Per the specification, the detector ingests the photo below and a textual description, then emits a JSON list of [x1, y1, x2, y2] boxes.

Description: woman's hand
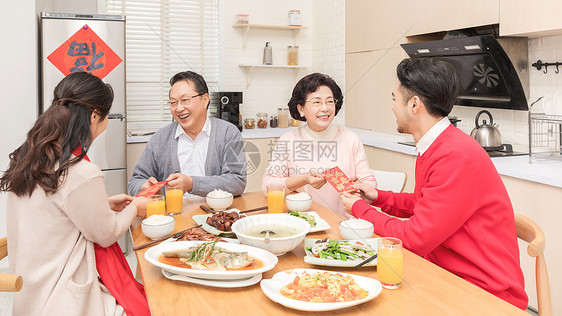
[[108, 194, 134, 212], [131, 196, 150, 218], [306, 171, 326, 189], [139, 177, 158, 191], [340, 191, 362, 214], [166, 173, 192, 193]]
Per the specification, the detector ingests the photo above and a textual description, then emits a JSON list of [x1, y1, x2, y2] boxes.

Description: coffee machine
[[210, 91, 243, 131]]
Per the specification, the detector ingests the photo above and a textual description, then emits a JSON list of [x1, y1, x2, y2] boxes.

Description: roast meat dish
[[176, 226, 222, 242], [206, 211, 246, 232]]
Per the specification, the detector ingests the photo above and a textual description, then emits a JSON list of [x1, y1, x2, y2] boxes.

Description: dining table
[[131, 191, 528, 316]]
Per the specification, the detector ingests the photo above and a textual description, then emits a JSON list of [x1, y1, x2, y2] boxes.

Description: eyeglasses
[[168, 93, 204, 108], [305, 97, 337, 107]]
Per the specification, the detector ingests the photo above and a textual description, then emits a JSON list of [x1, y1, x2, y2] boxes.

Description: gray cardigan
[[128, 117, 247, 196]]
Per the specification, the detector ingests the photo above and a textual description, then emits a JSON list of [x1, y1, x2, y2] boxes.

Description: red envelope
[[135, 180, 169, 198], [323, 167, 355, 193]]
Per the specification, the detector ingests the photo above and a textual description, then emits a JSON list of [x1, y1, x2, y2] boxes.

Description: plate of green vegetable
[[287, 211, 330, 233], [303, 238, 379, 267]]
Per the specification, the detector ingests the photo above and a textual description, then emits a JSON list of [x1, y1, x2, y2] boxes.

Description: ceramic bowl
[[285, 193, 313, 212], [141, 215, 175, 240], [206, 191, 234, 210], [339, 218, 374, 240], [231, 214, 311, 255]]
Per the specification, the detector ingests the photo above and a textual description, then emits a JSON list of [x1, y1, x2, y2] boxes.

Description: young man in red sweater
[[341, 58, 528, 309]]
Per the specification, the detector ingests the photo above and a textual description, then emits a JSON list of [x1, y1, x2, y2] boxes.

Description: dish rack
[[528, 112, 562, 163]]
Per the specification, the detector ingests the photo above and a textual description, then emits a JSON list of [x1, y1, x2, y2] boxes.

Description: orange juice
[[165, 189, 183, 215], [146, 200, 166, 217], [267, 190, 285, 213], [378, 238, 403, 289]]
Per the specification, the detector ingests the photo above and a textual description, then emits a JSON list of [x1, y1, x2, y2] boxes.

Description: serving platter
[[144, 240, 278, 280], [303, 238, 379, 267], [260, 268, 382, 311], [161, 270, 262, 288], [287, 211, 330, 233], [192, 209, 242, 236]]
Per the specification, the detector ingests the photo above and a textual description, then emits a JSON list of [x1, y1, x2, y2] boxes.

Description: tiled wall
[[449, 34, 562, 152], [220, 0, 345, 126]]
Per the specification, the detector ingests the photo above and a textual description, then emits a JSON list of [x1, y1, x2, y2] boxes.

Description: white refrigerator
[[40, 12, 127, 196]]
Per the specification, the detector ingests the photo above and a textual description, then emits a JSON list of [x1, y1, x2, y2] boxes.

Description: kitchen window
[[104, 0, 219, 132]]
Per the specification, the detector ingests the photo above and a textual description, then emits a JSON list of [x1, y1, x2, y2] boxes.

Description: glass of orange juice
[[377, 237, 403, 289], [266, 183, 285, 213], [146, 195, 166, 217], [165, 183, 183, 215]]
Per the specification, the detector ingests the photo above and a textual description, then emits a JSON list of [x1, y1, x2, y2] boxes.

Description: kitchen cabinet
[[500, 0, 562, 37]]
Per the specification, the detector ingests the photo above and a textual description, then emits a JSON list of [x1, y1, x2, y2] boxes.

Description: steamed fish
[[163, 241, 254, 271]]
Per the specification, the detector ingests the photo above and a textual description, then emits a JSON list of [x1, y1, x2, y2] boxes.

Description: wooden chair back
[[0, 237, 23, 292], [514, 214, 552, 316], [371, 169, 407, 193]]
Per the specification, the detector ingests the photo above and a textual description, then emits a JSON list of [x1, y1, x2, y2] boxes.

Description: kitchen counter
[[127, 126, 562, 188]]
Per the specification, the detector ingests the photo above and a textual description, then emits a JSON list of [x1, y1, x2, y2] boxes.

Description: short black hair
[[396, 58, 459, 117], [288, 73, 343, 121], [169, 71, 210, 107]]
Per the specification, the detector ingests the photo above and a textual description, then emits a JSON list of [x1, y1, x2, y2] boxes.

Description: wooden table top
[[131, 191, 527, 316]]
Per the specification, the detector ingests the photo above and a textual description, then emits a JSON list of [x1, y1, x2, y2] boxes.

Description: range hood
[[401, 35, 529, 111]]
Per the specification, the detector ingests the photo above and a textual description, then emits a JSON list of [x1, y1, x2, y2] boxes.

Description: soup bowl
[[231, 214, 311, 255]]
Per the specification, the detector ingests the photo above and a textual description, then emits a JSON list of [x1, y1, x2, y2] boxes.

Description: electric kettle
[[470, 110, 503, 150]]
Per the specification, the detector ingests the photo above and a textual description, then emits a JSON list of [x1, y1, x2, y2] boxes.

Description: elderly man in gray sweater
[[128, 71, 246, 197]]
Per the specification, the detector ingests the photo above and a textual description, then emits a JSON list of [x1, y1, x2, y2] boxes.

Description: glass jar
[[235, 14, 249, 24], [287, 46, 298, 66], [244, 118, 255, 129], [288, 10, 301, 26], [257, 112, 268, 128], [270, 115, 278, 128], [277, 108, 289, 128]]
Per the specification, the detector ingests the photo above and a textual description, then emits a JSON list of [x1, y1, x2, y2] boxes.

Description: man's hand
[[108, 194, 134, 212], [340, 191, 362, 214], [166, 173, 193, 193], [139, 177, 158, 192], [353, 182, 378, 204]]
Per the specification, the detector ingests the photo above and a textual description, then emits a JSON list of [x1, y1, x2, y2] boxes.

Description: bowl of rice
[[285, 192, 312, 212], [206, 189, 234, 210], [142, 215, 175, 240], [339, 218, 374, 240]]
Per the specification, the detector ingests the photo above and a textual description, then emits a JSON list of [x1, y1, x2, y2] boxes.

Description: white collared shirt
[[416, 117, 451, 156], [176, 117, 211, 197]]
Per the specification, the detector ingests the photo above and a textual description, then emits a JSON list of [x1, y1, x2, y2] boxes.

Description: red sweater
[[352, 126, 528, 309]]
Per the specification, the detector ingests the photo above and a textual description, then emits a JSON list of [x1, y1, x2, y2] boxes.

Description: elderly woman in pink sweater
[[262, 73, 376, 217]]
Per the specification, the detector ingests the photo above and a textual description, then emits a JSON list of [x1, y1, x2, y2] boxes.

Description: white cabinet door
[[500, 0, 562, 37]]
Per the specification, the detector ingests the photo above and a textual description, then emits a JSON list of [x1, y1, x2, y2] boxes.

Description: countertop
[[127, 126, 562, 188]]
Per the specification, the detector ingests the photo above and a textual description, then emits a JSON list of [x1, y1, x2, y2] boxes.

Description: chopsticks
[[199, 204, 268, 214], [355, 253, 377, 268], [133, 224, 202, 251]]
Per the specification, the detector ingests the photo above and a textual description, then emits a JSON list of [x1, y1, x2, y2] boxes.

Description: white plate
[[144, 240, 278, 280], [303, 238, 378, 267], [162, 269, 262, 288], [287, 211, 331, 233], [192, 209, 242, 236], [260, 268, 382, 311]]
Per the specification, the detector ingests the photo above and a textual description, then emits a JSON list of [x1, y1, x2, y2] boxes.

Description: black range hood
[[401, 35, 529, 111]]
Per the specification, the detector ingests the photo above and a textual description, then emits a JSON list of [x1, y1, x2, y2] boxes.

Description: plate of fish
[[145, 240, 278, 280], [192, 209, 244, 236], [303, 238, 379, 267], [287, 211, 330, 233], [161, 269, 262, 288], [260, 268, 382, 311]]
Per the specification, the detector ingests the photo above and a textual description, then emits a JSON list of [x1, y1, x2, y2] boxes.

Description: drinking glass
[[377, 237, 403, 289], [165, 184, 183, 215], [266, 183, 285, 213], [146, 195, 166, 217]]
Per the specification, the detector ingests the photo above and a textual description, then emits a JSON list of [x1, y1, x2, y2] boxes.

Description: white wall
[[220, 0, 345, 126]]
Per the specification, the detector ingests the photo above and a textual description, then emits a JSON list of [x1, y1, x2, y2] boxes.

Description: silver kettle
[[470, 110, 502, 149]]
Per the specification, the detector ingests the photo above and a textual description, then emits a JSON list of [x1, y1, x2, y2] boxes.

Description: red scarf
[[73, 146, 150, 316]]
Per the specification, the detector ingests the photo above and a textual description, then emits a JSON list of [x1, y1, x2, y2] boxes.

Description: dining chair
[[514, 214, 552, 316], [0, 237, 23, 292], [371, 169, 407, 193]]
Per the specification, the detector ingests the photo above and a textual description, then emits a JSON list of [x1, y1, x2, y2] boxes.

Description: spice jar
[[235, 14, 249, 24], [244, 118, 255, 129], [291, 118, 301, 127], [288, 10, 301, 26], [277, 108, 289, 128], [257, 112, 268, 128], [287, 46, 298, 66], [270, 115, 278, 128]]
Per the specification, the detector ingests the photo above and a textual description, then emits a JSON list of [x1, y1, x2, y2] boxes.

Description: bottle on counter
[[263, 42, 272, 65], [277, 108, 289, 128], [270, 115, 278, 128], [257, 112, 268, 128], [287, 46, 298, 66]]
